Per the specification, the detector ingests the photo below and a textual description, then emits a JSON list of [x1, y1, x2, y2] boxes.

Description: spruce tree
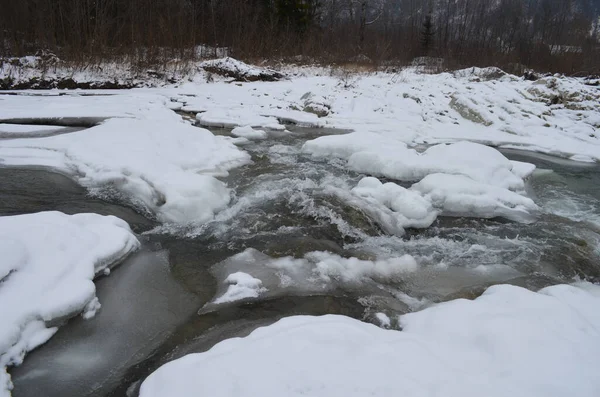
[[421, 14, 435, 56]]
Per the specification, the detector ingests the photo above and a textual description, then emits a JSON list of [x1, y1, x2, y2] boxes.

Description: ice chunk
[[0, 211, 139, 396], [140, 283, 600, 397], [411, 173, 539, 222], [0, 118, 251, 224]]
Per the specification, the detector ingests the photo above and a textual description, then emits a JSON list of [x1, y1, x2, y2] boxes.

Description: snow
[[311, 140, 539, 223], [411, 173, 539, 222], [212, 272, 267, 304], [0, 91, 180, 123], [140, 282, 600, 397], [0, 211, 139, 396], [374, 312, 391, 328], [0, 118, 250, 223], [305, 139, 528, 191], [342, 176, 437, 235], [231, 125, 267, 140], [196, 110, 282, 129]]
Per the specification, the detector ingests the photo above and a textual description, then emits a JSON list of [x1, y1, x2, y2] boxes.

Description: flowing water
[[2, 126, 600, 397]]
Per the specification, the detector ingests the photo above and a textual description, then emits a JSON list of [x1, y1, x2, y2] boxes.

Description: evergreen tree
[[421, 14, 435, 56], [275, 0, 320, 32]]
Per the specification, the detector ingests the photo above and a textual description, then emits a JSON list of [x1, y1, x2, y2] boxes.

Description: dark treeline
[[1, 0, 599, 74]]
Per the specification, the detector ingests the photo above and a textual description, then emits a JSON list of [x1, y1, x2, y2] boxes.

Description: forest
[[1, 0, 599, 74]]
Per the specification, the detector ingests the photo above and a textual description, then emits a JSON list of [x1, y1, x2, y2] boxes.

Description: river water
[[3, 126, 600, 397]]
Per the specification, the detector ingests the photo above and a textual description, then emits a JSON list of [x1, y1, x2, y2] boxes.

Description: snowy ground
[[0, 211, 139, 397], [141, 282, 600, 397]]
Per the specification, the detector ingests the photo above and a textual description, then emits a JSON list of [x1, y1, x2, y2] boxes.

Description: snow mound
[[343, 177, 437, 234], [200, 57, 285, 82], [305, 138, 538, 222], [231, 126, 267, 140], [411, 173, 539, 222], [0, 118, 250, 223], [0, 211, 139, 396], [305, 138, 528, 190], [213, 272, 267, 304], [140, 282, 600, 397]]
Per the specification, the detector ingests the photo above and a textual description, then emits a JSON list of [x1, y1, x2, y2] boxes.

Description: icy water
[[2, 126, 600, 397]]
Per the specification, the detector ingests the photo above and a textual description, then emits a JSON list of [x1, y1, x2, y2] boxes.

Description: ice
[[212, 272, 267, 304], [0, 124, 69, 138], [231, 126, 267, 140], [0, 118, 250, 223], [140, 282, 600, 397], [204, 248, 420, 309], [308, 251, 418, 282], [0, 211, 139, 396], [411, 173, 539, 222]]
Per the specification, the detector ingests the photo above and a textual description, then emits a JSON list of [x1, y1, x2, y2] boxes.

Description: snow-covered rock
[[411, 173, 539, 222], [306, 138, 538, 222], [213, 272, 267, 304], [140, 282, 600, 397], [305, 139, 527, 190], [346, 176, 438, 234], [0, 118, 250, 224], [0, 211, 139, 396], [231, 126, 267, 140]]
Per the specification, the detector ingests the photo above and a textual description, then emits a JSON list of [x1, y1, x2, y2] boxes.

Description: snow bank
[[0, 118, 250, 223], [213, 272, 267, 304], [411, 173, 539, 222], [172, 66, 600, 162], [140, 282, 600, 397], [0, 211, 139, 396], [0, 92, 180, 123]]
